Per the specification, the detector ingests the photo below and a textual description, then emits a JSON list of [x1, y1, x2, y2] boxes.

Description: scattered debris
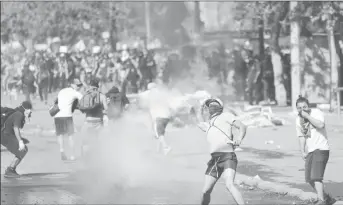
[[226, 105, 289, 128]]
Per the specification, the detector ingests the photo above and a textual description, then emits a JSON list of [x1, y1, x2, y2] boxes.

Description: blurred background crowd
[[1, 1, 342, 107]]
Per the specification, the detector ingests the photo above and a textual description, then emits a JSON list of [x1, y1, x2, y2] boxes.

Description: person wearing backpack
[[54, 79, 83, 161], [105, 85, 130, 120], [1, 101, 32, 178], [78, 78, 108, 156]]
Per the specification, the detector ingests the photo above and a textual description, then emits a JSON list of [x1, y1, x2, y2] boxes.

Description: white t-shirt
[[55, 87, 83, 118], [295, 108, 330, 153], [199, 112, 236, 153], [139, 89, 172, 120]]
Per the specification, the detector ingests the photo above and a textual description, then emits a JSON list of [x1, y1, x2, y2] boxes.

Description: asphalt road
[[2, 94, 341, 204]]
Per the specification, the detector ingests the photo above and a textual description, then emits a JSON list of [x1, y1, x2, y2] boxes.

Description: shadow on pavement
[[238, 160, 282, 182], [1, 172, 74, 188], [1, 180, 306, 204], [20, 172, 70, 177], [242, 147, 295, 159], [291, 181, 343, 200]]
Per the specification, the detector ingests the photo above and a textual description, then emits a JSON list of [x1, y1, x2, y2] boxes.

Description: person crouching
[[1, 101, 32, 178]]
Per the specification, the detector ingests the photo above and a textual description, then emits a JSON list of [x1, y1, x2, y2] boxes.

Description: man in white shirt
[[198, 98, 247, 205], [54, 79, 83, 161], [295, 96, 334, 205], [138, 82, 172, 155]]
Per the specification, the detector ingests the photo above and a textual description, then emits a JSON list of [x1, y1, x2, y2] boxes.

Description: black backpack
[[1, 107, 16, 131], [79, 89, 101, 113]]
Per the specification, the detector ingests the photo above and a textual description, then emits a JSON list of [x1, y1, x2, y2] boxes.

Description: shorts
[[54, 117, 74, 136], [205, 152, 238, 179], [1, 133, 27, 159], [154, 118, 170, 138], [305, 149, 329, 182]]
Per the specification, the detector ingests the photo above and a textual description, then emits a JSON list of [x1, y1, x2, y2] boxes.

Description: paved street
[[1, 96, 342, 204]]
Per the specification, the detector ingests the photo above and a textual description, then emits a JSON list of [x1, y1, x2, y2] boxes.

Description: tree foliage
[[1, 2, 135, 44], [1, 2, 192, 47], [233, 1, 343, 53], [234, 1, 343, 35]]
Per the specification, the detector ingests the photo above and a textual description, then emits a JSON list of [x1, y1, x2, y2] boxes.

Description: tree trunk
[[290, 1, 301, 111], [194, 1, 201, 33], [109, 3, 117, 51], [328, 19, 338, 109], [145, 2, 151, 49], [334, 34, 343, 105], [110, 19, 117, 51], [270, 2, 289, 106]]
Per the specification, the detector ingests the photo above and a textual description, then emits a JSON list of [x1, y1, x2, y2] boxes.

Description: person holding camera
[[295, 95, 335, 205]]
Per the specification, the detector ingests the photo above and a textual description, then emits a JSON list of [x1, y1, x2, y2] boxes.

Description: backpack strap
[[207, 114, 233, 140]]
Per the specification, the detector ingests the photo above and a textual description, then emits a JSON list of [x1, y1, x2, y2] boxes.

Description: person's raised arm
[[300, 110, 325, 129]]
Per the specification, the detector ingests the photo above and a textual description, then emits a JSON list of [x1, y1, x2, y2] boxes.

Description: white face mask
[[22, 106, 32, 123]]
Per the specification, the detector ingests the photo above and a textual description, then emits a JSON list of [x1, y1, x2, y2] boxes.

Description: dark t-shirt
[[3, 111, 25, 135]]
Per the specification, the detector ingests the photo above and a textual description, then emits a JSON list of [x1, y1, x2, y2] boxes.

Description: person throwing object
[[197, 98, 247, 205]]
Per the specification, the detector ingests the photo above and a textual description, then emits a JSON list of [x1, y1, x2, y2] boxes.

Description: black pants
[[22, 84, 35, 104], [39, 78, 49, 102], [52, 76, 60, 92], [247, 80, 263, 105], [233, 74, 246, 101], [262, 76, 276, 102], [48, 73, 54, 93]]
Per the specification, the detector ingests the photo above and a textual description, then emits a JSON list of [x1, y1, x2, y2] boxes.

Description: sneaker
[[4, 167, 20, 178], [325, 194, 337, 205], [163, 147, 172, 156], [61, 152, 68, 161]]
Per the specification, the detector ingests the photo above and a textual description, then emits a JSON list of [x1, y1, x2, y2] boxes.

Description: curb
[[234, 173, 318, 201]]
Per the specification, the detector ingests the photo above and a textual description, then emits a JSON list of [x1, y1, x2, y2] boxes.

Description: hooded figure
[[105, 85, 130, 120]]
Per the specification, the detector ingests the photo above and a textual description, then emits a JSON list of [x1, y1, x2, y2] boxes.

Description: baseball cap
[[21, 101, 33, 110], [204, 98, 223, 107]]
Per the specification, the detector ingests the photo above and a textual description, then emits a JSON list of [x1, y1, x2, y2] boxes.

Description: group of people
[[0, 78, 335, 204], [0, 42, 334, 205], [1, 44, 158, 106], [52, 77, 130, 161]]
